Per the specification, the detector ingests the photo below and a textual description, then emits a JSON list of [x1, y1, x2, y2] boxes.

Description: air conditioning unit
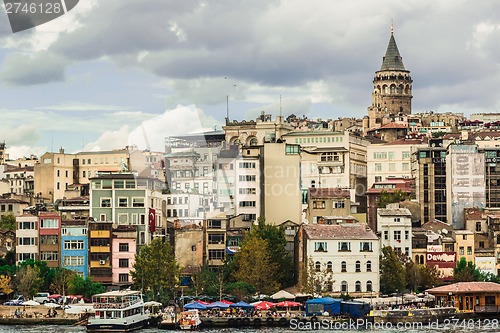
[[99, 260, 106, 265]]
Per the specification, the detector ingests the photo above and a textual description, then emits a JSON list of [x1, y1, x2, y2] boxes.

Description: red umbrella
[[196, 300, 210, 305], [276, 300, 301, 307], [220, 300, 234, 305], [253, 301, 276, 310], [48, 294, 61, 299]]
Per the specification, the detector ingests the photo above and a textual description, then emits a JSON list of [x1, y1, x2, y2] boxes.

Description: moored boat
[[179, 309, 201, 330], [87, 290, 151, 332]]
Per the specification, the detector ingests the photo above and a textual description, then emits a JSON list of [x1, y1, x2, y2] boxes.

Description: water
[[0, 324, 491, 332]]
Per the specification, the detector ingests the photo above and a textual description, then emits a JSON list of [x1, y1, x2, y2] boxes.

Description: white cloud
[[84, 105, 222, 152]]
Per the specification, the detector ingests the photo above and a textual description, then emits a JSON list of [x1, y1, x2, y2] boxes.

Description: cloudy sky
[[1, 0, 500, 158]]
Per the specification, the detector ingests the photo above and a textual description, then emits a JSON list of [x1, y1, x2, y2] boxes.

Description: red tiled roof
[[303, 224, 378, 240], [308, 188, 350, 199], [427, 282, 500, 294]]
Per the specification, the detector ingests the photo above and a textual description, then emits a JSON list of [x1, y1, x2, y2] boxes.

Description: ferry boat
[[87, 290, 151, 332], [179, 309, 202, 330]]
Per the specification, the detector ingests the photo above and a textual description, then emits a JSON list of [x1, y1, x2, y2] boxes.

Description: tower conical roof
[[380, 32, 406, 71]]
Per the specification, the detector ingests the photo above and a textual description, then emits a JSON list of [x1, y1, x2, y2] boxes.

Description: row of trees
[[0, 258, 105, 299], [131, 217, 294, 301], [380, 246, 499, 295]]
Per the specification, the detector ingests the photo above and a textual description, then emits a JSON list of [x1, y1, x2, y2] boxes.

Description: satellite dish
[[442, 229, 448, 235]]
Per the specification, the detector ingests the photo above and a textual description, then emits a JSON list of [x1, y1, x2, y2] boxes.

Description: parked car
[[33, 292, 50, 304], [4, 295, 24, 306]]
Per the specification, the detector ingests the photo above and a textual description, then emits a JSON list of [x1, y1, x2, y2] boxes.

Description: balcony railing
[[475, 305, 500, 313]]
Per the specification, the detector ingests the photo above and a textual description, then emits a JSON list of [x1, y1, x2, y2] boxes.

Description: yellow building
[[454, 230, 475, 263]]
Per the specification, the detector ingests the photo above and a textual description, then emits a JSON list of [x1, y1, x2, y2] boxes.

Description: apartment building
[[16, 215, 38, 264], [111, 226, 136, 286], [377, 204, 412, 257], [88, 220, 113, 284], [61, 220, 88, 278], [38, 212, 61, 268]]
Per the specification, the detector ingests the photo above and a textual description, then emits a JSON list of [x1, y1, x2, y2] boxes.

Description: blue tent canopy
[[229, 301, 253, 309], [183, 301, 207, 310], [305, 297, 341, 316], [340, 301, 370, 318], [206, 301, 230, 309]]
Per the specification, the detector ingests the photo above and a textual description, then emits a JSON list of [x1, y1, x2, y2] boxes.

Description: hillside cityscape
[[1, 29, 499, 302]]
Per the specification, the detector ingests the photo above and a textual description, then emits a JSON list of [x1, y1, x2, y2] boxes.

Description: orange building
[[427, 282, 500, 313]]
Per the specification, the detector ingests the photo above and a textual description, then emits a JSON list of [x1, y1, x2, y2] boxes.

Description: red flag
[[149, 208, 156, 233]]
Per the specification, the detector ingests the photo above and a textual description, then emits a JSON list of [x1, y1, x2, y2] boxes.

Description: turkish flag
[[149, 208, 156, 233]]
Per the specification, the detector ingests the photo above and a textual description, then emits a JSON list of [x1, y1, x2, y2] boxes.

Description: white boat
[[179, 309, 202, 330], [87, 290, 152, 332]]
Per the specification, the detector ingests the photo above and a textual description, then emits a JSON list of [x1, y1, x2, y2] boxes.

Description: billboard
[[475, 257, 496, 275], [426, 252, 456, 268]]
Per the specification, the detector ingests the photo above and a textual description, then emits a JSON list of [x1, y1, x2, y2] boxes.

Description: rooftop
[[309, 188, 350, 199], [427, 282, 500, 294], [377, 208, 412, 217], [303, 224, 378, 240]]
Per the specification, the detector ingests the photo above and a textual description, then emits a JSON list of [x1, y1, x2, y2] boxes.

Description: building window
[[341, 281, 348, 293], [314, 242, 327, 252], [394, 231, 401, 241], [119, 259, 129, 268], [118, 213, 128, 224], [64, 256, 84, 266], [208, 234, 225, 244], [334, 201, 345, 209], [355, 261, 361, 272], [338, 242, 350, 252], [405, 230, 409, 240], [467, 246, 472, 255], [479, 241, 485, 249], [64, 240, 84, 250], [114, 180, 124, 189], [366, 281, 373, 292], [208, 249, 225, 260], [476, 222, 482, 232], [40, 252, 58, 261], [459, 246, 464, 255], [119, 243, 129, 252], [341, 261, 347, 272], [375, 163, 382, 172], [360, 242, 372, 252], [119, 274, 129, 283], [101, 198, 111, 208], [313, 201, 325, 209], [355, 281, 361, 292], [327, 261, 332, 272], [132, 198, 144, 207], [40, 219, 58, 229], [366, 261, 372, 272], [315, 261, 321, 272], [118, 198, 128, 207]]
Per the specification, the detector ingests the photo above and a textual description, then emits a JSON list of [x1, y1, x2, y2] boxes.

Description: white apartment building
[[301, 223, 380, 296], [377, 204, 413, 257], [16, 215, 39, 264], [366, 139, 426, 189]]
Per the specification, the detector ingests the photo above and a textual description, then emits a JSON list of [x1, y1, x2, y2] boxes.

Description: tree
[[380, 246, 405, 294], [377, 190, 410, 208], [224, 282, 255, 300], [0, 214, 16, 231], [50, 268, 77, 296], [130, 238, 180, 302], [68, 275, 105, 299], [19, 259, 55, 291], [234, 236, 279, 294], [453, 257, 482, 282], [299, 256, 334, 296], [419, 265, 442, 290], [190, 266, 218, 296], [0, 275, 13, 296], [16, 265, 43, 299], [250, 217, 294, 287]]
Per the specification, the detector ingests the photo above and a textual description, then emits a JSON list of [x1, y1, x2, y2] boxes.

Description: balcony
[[90, 230, 110, 238], [90, 246, 110, 253], [90, 260, 111, 268]]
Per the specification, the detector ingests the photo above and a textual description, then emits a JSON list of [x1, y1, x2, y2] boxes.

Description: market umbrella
[[270, 290, 295, 300], [144, 301, 162, 307], [276, 300, 301, 307], [44, 303, 60, 308], [229, 301, 253, 309], [48, 294, 61, 299], [22, 300, 40, 306], [206, 301, 230, 309], [183, 301, 207, 310], [252, 301, 276, 310], [220, 300, 234, 305], [195, 300, 210, 305]]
